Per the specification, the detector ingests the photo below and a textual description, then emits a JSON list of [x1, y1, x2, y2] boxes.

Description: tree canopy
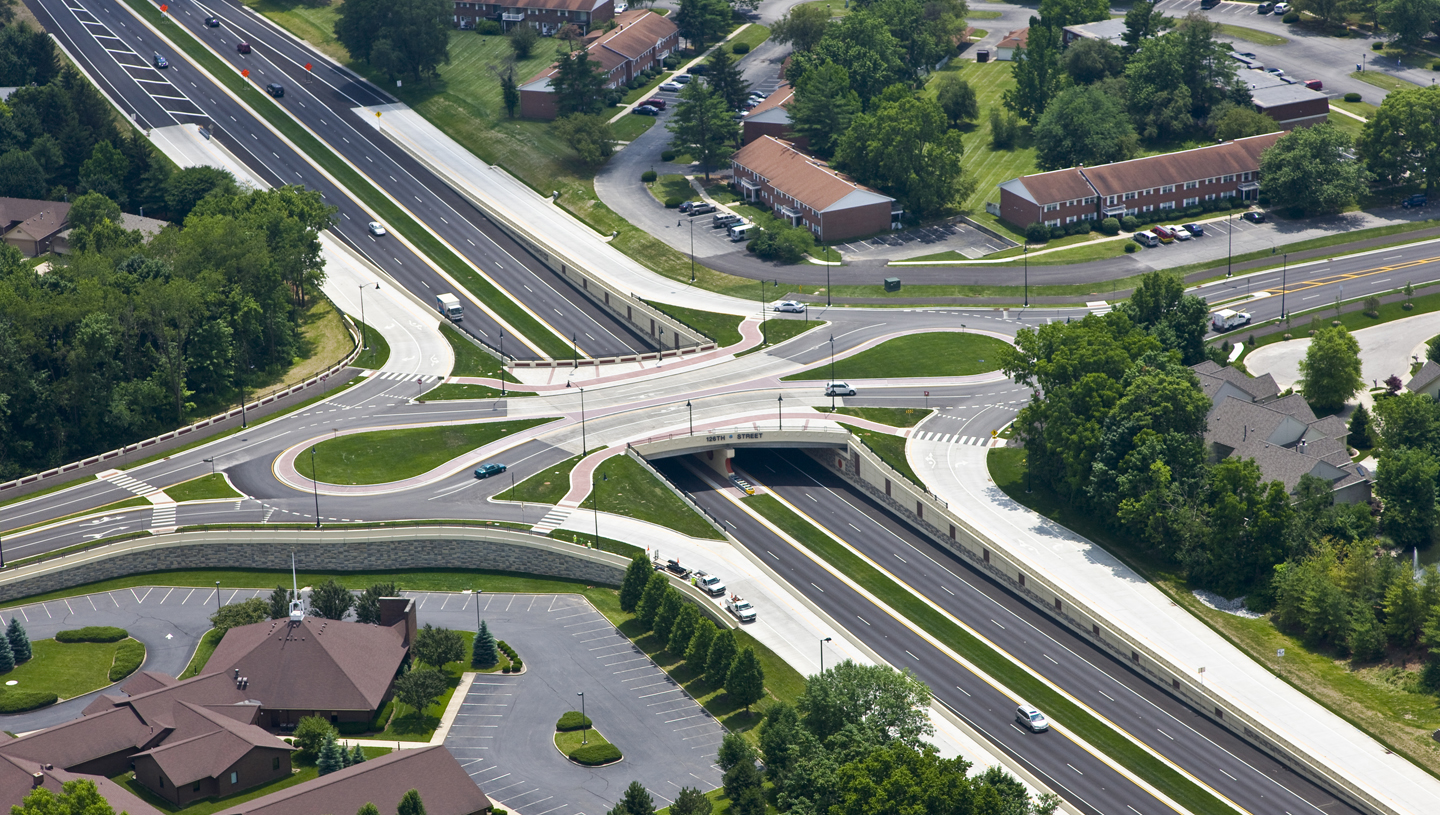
[[1360, 85, 1440, 195], [1299, 326, 1364, 411], [836, 87, 972, 217], [334, 0, 451, 82], [1260, 123, 1368, 217], [1033, 84, 1136, 171]]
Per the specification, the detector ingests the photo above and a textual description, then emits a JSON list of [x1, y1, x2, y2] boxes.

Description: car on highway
[[266, 83, 284, 98], [633, 105, 660, 116], [1170, 224, 1191, 241], [773, 300, 806, 313], [644, 97, 666, 110], [1016, 705, 1049, 732], [368, 221, 387, 236], [694, 571, 726, 596], [826, 381, 856, 396], [1272, 2, 1290, 12], [474, 462, 507, 479], [1243, 210, 1267, 223], [205, 15, 220, 26], [725, 595, 756, 623], [1151, 225, 1175, 244], [659, 81, 683, 92], [154, 53, 168, 69], [237, 41, 252, 54], [1183, 223, 1204, 236]]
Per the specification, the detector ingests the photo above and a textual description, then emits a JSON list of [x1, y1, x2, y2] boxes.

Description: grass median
[[782, 333, 1008, 380], [838, 424, 922, 486], [650, 302, 742, 346], [166, 474, 242, 502], [590, 454, 724, 540], [443, 323, 522, 382], [351, 319, 391, 370], [3, 638, 146, 702], [817, 407, 931, 428], [294, 418, 554, 484], [740, 492, 1232, 815], [122, 0, 569, 359]]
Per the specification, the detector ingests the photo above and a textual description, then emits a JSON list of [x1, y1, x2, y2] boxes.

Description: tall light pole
[[1226, 211, 1234, 277], [686, 400, 693, 435], [577, 691, 587, 744], [310, 446, 320, 529], [475, 588, 482, 631], [820, 636, 832, 673], [825, 250, 832, 308], [204, 457, 215, 476], [688, 219, 695, 284], [759, 280, 767, 346], [499, 331, 506, 398], [1280, 253, 1288, 319], [829, 335, 836, 409], [778, 394, 783, 430], [593, 472, 605, 548], [1023, 243, 1029, 308], [358, 282, 378, 351], [579, 387, 587, 456], [215, 581, 222, 612], [572, 333, 578, 369]]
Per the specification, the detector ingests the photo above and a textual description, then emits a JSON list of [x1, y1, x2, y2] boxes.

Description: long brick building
[[519, 10, 678, 119], [730, 136, 899, 242], [453, 0, 613, 35]]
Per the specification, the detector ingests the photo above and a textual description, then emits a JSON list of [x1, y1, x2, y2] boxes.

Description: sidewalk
[[907, 433, 1440, 815]]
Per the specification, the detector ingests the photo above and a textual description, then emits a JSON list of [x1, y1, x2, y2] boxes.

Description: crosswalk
[[910, 431, 992, 446], [371, 371, 443, 382], [531, 506, 572, 534], [99, 470, 160, 497], [151, 502, 177, 532]]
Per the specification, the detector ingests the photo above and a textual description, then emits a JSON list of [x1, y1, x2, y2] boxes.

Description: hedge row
[[0, 691, 57, 713], [57, 626, 128, 643], [108, 639, 145, 682], [556, 711, 593, 731], [570, 743, 622, 765]]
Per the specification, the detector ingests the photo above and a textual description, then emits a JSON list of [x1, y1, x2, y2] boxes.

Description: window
[[1159, 201, 1175, 210], [558, 8, 568, 14], [273, 757, 281, 770], [194, 783, 201, 792], [1106, 195, 1117, 205], [1184, 197, 1199, 207], [1043, 203, 1059, 212], [1241, 172, 1252, 181], [1161, 184, 1175, 193], [1066, 215, 1076, 224], [230, 773, 238, 785], [1144, 188, 1154, 196], [1083, 196, 1096, 204], [1205, 194, 1216, 201], [1223, 175, 1235, 182], [1123, 191, 1137, 201], [1045, 219, 1061, 227], [1220, 189, 1235, 198], [159, 777, 165, 789], [1184, 181, 1198, 190], [1142, 205, 1153, 212]]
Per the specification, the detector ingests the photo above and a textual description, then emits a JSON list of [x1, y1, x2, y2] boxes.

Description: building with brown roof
[[0, 198, 71, 257], [729, 136, 900, 242], [453, 0, 612, 35], [995, 28, 1028, 61], [215, 746, 492, 815], [519, 10, 678, 119], [741, 83, 802, 148], [0, 754, 163, 815], [998, 132, 1283, 230], [130, 702, 293, 806]]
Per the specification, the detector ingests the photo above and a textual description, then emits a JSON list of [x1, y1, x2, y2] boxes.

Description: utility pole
[[1023, 244, 1029, 308]]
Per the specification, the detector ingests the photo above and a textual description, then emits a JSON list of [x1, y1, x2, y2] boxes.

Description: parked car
[[368, 221, 386, 236], [1171, 224, 1192, 241], [1183, 223, 1204, 236], [237, 41, 252, 54], [645, 97, 666, 110], [1152, 225, 1175, 243], [205, 15, 220, 26], [1243, 210, 1267, 223], [1267, 67, 1285, 76], [153, 53, 168, 69], [1304, 79, 1323, 90], [678, 200, 695, 213], [688, 64, 710, 76], [773, 300, 806, 313], [266, 83, 284, 98], [1016, 705, 1049, 732], [659, 81, 683, 92], [688, 202, 716, 216], [724, 595, 757, 623], [694, 571, 726, 596], [663, 559, 692, 578], [1239, 52, 1257, 59], [713, 212, 741, 228], [1403, 193, 1428, 208], [825, 381, 856, 396], [1257, 1, 1273, 11], [474, 462, 507, 479], [633, 105, 660, 116], [674, 74, 693, 84], [1133, 231, 1159, 247], [1272, 2, 1290, 12], [614, 2, 628, 11]]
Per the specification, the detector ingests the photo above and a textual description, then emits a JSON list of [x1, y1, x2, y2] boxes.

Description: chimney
[[378, 597, 418, 646], [31, 773, 43, 789]]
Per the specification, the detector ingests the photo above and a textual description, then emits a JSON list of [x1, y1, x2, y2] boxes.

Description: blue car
[[474, 463, 507, 479], [1183, 223, 1204, 236], [154, 53, 169, 69]]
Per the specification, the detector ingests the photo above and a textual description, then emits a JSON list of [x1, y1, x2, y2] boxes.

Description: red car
[[644, 97, 666, 110], [1151, 225, 1175, 243], [1304, 79, 1323, 90], [237, 42, 251, 54]]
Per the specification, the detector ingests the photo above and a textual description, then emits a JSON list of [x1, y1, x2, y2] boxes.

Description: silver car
[[1016, 704, 1049, 732], [773, 300, 806, 313]]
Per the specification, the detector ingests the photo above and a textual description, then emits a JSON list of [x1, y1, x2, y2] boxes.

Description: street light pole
[[310, 447, 320, 529], [759, 280, 767, 347], [577, 692, 587, 744], [215, 581, 222, 612], [829, 335, 836, 409], [593, 472, 604, 548], [1227, 212, 1234, 277], [1023, 244, 1029, 308], [475, 588, 482, 631], [579, 387, 587, 460], [686, 400, 693, 435], [204, 457, 215, 476], [778, 394, 783, 431], [826, 252, 832, 308], [689, 219, 695, 284], [820, 636, 832, 673], [358, 283, 377, 351], [1281, 253, 1288, 319], [499, 331, 506, 398]]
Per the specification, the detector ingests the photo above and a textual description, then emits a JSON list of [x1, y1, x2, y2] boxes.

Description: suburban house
[[1406, 360, 1440, 399], [741, 82, 801, 147], [729, 135, 900, 242], [998, 132, 1282, 229], [995, 27, 1028, 60], [1192, 361, 1371, 503], [1242, 71, 1329, 130], [1061, 18, 1127, 46], [452, 0, 613, 35], [519, 9, 678, 119], [1, 198, 71, 257], [53, 212, 169, 254], [0, 754, 163, 815]]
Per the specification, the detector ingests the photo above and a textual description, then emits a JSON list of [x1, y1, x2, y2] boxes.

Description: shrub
[[337, 722, 371, 735], [293, 716, 337, 763], [1124, 242, 1138, 253], [1023, 222, 1050, 244], [476, 20, 502, 34], [1282, 11, 1299, 22], [502, 665, 512, 673], [1048, 225, 1065, 240], [664, 196, 683, 208], [661, 150, 677, 161], [1120, 215, 1139, 232], [1345, 91, 1362, 102], [511, 659, 523, 670], [108, 639, 144, 682], [641, 170, 657, 183], [557, 711, 594, 731], [732, 41, 751, 54], [570, 743, 623, 765], [1099, 217, 1120, 235], [1372, 41, 1385, 50], [1433, 60, 1440, 71], [0, 692, 56, 713], [56, 627, 128, 643]]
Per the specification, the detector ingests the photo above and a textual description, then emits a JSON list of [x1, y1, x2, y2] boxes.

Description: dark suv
[[1403, 193, 1428, 209], [1257, 1, 1274, 11], [266, 83, 285, 98], [1243, 210, 1266, 223]]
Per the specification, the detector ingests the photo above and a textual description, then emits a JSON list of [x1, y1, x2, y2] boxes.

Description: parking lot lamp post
[[820, 636, 832, 672], [686, 400, 693, 435], [475, 588, 482, 631], [216, 581, 222, 612], [578, 692, 587, 744], [310, 447, 320, 528]]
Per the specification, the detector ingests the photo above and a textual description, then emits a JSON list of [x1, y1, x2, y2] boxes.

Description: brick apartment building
[[998, 132, 1283, 230], [1242, 70, 1329, 129], [519, 9, 678, 119], [730, 136, 900, 242], [741, 82, 800, 146], [453, 0, 613, 35]]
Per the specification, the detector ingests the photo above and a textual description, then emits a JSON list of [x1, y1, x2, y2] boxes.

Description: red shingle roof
[[1078, 133, 1283, 197], [998, 28, 1028, 49], [731, 136, 894, 213]]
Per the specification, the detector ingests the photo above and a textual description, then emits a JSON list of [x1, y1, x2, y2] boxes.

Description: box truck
[[436, 293, 464, 322]]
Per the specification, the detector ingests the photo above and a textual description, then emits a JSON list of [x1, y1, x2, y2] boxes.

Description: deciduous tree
[[1260, 123, 1368, 216], [1003, 19, 1060, 124], [704, 628, 737, 685], [309, 578, 355, 621], [836, 88, 971, 217], [1377, 447, 1439, 548], [1212, 105, 1278, 141], [726, 647, 765, 713], [1299, 325, 1364, 411], [355, 582, 399, 624], [675, 0, 731, 51], [1033, 84, 1136, 171], [1361, 85, 1440, 194], [551, 48, 607, 117], [788, 60, 861, 157], [1380, 0, 1440, 47], [685, 619, 717, 666], [1038, 0, 1108, 28], [509, 25, 539, 59], [619, 553, 652, 612], [412, 624, 465, 668], [268, 586, 292, 619], [15, 780, 116, 815], [394, 668, 448, 715], [770, 1, 832, 52], [934, 74, 979, 126], [1122, 0, 1168, 52], [553, 114, 615, 166], [210, 597, 270, 633], [1061, 37, 1124, 84], [666, 80, 738, 179], [635, 571, 669, 629]]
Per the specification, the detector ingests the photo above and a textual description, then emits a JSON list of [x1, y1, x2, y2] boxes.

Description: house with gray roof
[[1194, 363, 1370, 503], [1406, 359, 1440, 399]]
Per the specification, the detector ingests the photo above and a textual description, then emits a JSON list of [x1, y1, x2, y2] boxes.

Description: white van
[[729, 222, 755, 242]]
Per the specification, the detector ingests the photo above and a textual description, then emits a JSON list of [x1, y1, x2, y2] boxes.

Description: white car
[[367, 221, 387, 236], [659, 81, 683, 93], [615, 1, 628, 10], [1016, 704, 1049, 732], [825, 381, 856, 397], [724, 595, 756, 623], [773, 300, 806, 313], [1170, 225, 1191, 241], [1272, 1, 1290, 11]]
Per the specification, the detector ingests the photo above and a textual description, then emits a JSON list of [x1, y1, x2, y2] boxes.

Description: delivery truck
[[436, 293, 464, 322], [1210, 308, 1251, 332]]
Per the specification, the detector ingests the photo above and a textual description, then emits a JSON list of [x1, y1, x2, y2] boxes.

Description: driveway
[[1243, 311, 1440, 406]]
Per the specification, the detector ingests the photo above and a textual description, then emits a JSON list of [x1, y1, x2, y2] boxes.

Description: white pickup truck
[[724, 594, 756, 623], [693, 571, 726, 597]]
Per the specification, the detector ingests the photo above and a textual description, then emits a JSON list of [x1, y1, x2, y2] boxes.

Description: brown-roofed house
[[453, 0, 613, 35], [0, 754, 164, 815], [730, 136, 900, 242], [130, 702, 293, 805], [998, 132, 1282, 231], [0, 198, 71, 257], [214, 746, 491, 815], [996, 28, 1028, 61], [519, 10, 678, 119], [741, 83, 801, 148]]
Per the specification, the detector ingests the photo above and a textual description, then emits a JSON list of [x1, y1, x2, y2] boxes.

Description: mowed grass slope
[[296, 418, 554, 484]]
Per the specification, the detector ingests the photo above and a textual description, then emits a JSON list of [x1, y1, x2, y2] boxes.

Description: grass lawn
[[112, 747, 392, 815], [377, 630, 476, 741], [782, 333, 1009, 380], [352, 318, 391, 370], [816, 407, 932, 428], [1236, 286, 1440, 362], [166, 474, 242, 502], [182, 629, 224, 679], [591, 454, 725, 540], [967, 9, 1002, 18], [610, 112, 656, 143], [726, 24, 771, 54], [650, 302, 743, 346], [1, 638, 140, 701], [442, 323, 521, 382], [739, 490, 1232, 815], [1351, 70, 1424, 92], [1216, 23, 1289, 44], [506, 453, 587, 504], [1332, 98, 1380, 118], [548, 529, 647, 560], [911, 235, 1135, 265], [986, 446, 1440, 778], [795, 0, 850, 18], [648, 174, 695, 206], [295, 418, 555, 484], [287, 299, 355, 388], [422, 383, 531, 400], [839, 424, 922, 486], [554, 724, 616, 757], [755, 318, 820, 350], [1327, 109, 1365, 138]]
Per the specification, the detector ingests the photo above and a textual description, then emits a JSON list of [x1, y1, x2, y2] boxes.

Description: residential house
[[998, 132, 1282, 229], [1061, 18, 1128, 47], [453, 0, 613, 35], [53, 212, 169, 254], [0, 198, 71, 257], [0, 754, 163, 815], [729, 135, 900, 242], [519, 9, 678, 119], [995, 28, 1028, 61], [1406, 360, 1440, 399], [741, 82, 800, 147], [1193, 361, 1371, 503]]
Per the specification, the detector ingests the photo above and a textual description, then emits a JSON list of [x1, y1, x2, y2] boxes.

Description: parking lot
[[836, 219, 1015, 260]]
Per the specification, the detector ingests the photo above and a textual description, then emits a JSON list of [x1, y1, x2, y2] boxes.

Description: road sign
[[160, 3, 167, 10], [305, 63, 312, 71], [241, 69, 249, 78]]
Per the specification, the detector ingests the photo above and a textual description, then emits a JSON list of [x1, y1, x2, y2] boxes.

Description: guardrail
[[0, 305, 363, 498], [804, 440, 1400, 815]]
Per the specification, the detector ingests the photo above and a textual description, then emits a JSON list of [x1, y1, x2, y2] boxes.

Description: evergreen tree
[[636, 572, 669, 630], [685, 619, 717, 666], [613, 780, 655, 815], [0, 632, 14, 673], [1003, 19, 1060, 124], [309, 578, 355, 621], [705, 629, 737, 686], [1348, 405, 1373, 448], [6, 619, 30, 663], [473, 619, 499, 667], [357, 805, 381, 815], [499, 65, 520, 119], [667, 604, 700, 655], [397, 789, 427, 815], [268, 586, 291, 619], [651, 589, 684, 643], [705, 47, 750, 112], [666, 81, 739, 180], [552, 48, 606, 117], [788, 60, 861, 158], [725, 646, 765, 713], [317, 733, 345, 776], [1347, 599, 1385, 662], [721, 756, 761, 802], [341, 742, 353, 768], [669, 786, 712, 815], [350, 744, 367, 766], [619, 553, 652, 613]]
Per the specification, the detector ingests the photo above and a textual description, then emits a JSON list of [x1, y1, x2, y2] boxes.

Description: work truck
[[436, 293, 464, 322]]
